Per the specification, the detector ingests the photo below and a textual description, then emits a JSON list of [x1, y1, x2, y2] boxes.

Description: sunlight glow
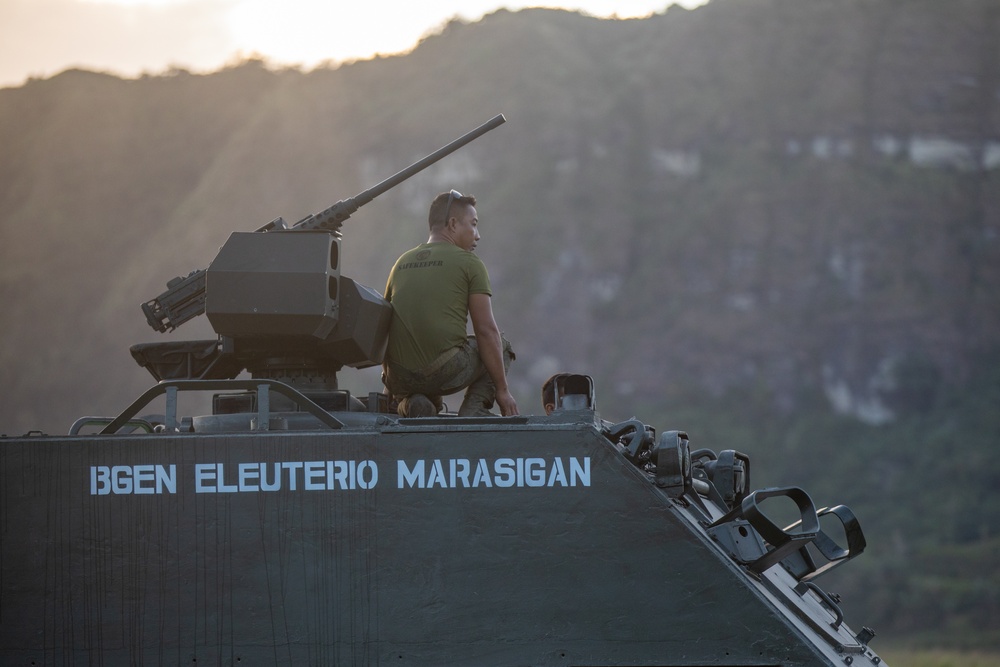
[[0, 0, 709, 88], [224, 1, 436, 65], [78, 0, 193, 5], [223, 0, 709, 69]]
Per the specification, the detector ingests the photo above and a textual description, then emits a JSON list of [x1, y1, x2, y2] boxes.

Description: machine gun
[[131, 114, 506, 402]]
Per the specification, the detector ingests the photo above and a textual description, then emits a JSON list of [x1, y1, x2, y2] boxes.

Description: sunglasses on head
[[443, 189, 462, 225]]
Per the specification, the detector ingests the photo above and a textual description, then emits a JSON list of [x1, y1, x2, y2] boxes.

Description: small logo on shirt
[[416, 249, 432, 261]]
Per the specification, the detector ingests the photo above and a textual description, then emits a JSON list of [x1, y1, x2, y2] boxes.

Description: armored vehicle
[[1, 115, 887, 666]]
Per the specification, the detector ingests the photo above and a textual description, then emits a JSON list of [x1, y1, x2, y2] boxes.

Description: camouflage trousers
[[383, 335, 515, 416]]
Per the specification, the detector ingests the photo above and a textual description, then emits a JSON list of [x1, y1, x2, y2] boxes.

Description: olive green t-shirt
[[384, 242, 492, 371]]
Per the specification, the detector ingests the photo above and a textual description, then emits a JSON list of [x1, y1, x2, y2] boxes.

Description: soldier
[[382, 190, 518, 418]]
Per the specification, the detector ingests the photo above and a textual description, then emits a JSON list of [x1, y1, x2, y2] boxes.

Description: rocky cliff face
[[465, 0, 1000, 425], [1, 0, 998, 434]]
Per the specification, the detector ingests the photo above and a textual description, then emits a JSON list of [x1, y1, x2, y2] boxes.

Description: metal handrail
[[99, 379, 345, 434]]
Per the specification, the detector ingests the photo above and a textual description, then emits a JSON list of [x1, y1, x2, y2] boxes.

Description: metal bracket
[[653, 430, 691, 497], [707, 486, 820, 574], [784, 504, 868, 582]]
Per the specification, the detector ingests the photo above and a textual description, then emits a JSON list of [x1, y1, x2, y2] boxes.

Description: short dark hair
[[429, 190, 476, 229]]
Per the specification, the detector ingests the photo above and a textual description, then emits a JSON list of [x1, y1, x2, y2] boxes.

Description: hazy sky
[[0, 0, 708, 89]]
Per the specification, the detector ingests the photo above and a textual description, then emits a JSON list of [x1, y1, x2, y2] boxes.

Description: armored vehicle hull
[[2, 400, 885, 666]]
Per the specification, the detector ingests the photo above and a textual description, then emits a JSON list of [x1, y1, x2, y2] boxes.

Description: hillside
[[1, 0, 998, 649]]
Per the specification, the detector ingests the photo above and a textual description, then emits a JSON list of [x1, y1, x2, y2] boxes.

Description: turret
[[131, 114, 506, 407]]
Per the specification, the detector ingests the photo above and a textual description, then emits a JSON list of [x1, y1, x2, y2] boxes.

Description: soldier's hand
[[496, 388, 519, 416]]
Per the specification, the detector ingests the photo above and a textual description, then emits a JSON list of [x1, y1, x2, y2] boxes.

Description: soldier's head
[[429, 190, 479, 251], [429, 190, 477, 230]]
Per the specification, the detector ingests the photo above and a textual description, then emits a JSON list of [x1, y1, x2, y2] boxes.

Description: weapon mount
[[132, 114, 506, 408]]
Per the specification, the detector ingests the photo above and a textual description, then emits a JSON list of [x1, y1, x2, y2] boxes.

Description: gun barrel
[[355, 113, 506, 208], [294, 113, 506, 232]]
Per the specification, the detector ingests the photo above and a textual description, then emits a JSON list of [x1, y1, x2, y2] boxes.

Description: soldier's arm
[[468, 293, 518, 416]]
